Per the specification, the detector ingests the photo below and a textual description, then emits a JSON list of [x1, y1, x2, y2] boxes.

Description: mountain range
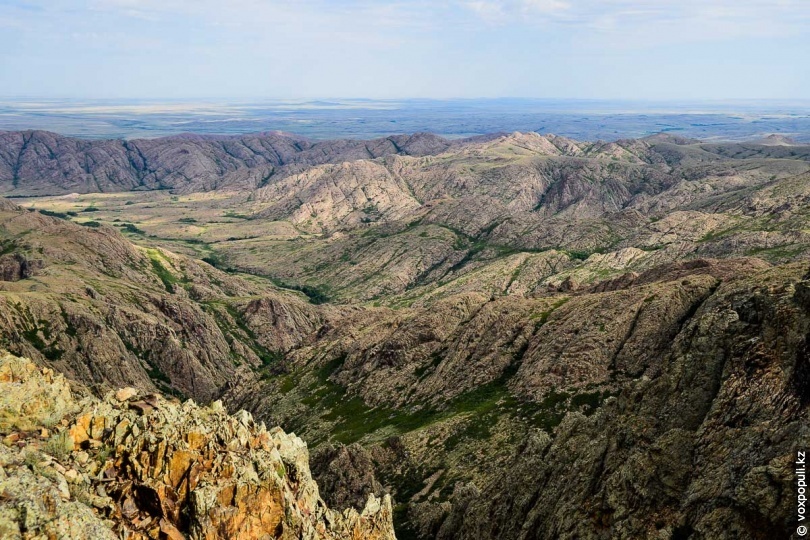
[[1, 130, 809, 539]]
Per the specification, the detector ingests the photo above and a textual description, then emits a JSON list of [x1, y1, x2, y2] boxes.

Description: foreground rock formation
[[0, 352, 396, 539]]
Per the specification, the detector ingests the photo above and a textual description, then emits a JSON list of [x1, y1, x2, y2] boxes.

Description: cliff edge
[[0, 351, 396, 540]]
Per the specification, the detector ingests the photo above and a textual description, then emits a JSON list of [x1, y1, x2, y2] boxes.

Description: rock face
[[430, 269, 810, 539], [311, 444, 386, 512], [0, 352, 396, 539], [0, 253, 43, 282]]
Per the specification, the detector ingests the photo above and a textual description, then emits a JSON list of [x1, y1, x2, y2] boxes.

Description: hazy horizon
[[2, 1, 808, 141], [2, 97, 810, 142]]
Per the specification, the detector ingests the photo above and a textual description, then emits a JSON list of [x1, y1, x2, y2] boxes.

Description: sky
[[0, 0, 808, 100]]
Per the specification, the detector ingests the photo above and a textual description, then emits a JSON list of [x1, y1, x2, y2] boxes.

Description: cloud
[[1, 0, 807, 99], [17, 0, 810, 39], [85, 0, 439, 27], [460, 0, 809, 38], [463, 0, 569, 23]]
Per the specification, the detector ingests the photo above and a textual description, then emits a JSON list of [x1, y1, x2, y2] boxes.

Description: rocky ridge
[[4, 130, 810, 538], [9, 132, 810, 305], [0, 130, 454, 196], [0, 351, 396, 539]]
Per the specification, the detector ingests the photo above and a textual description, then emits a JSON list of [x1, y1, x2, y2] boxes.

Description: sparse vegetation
[[147, 249, 178, 292], [121, 223, 145, 234], [4, 132, 810, 540], [44, 430, 73, 460], [38, 209, 71, 220]]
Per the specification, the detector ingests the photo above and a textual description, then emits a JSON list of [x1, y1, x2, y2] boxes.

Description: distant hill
[[0, 130, 454, 196]]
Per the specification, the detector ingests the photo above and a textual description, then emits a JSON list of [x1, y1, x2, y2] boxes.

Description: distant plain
[[2, 98, 810, 141]]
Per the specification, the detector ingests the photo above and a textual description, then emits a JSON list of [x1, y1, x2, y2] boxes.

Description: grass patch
[[299, 357, 446, 444], [147, 249, 178, 292], [278, 375, 297, 394], [270, 278, 331, 305], [304, 345, 588, 446], [745, 244, 805, 261], [0, 240, 18, 256], [565, 248, 609, 261], [44, 430, 73, 460]]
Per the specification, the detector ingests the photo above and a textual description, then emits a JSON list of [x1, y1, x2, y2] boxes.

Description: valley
[[1, 130, 809, 539]]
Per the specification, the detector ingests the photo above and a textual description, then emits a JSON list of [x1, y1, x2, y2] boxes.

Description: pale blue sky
[[1, 0, 808, 100]]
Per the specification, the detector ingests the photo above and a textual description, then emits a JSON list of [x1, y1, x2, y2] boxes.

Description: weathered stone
[[0, 353, 396, 540], [115, 387, 139, 402]]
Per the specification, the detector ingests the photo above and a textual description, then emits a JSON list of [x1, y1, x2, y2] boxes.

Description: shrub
[[44, 430, 74, 461]]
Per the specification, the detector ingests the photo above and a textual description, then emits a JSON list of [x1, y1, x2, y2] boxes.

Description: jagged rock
[[0, 352, 76, 431], [0, 353, 397, 540], [114, 387, 138, 401], [0, 444, 118, 540]]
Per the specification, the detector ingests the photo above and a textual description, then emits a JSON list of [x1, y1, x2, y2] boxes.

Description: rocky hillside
[[10, 131, 810, 307], [0, 351, 396, 539], [197, 131, 810, 305], [222, 257, 809, 539], [0, 130, 456, 196], [0, 197, 332, 402], [4, 130, 810, 538]]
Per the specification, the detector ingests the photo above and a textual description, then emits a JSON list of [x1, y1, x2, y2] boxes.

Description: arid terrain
[[2, 129, 810, 539]]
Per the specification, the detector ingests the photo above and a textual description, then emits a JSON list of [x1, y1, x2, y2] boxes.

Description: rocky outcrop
[[0, 253, 43, 281], [0, 352, 397, 539], [253, 160, 422, 234]]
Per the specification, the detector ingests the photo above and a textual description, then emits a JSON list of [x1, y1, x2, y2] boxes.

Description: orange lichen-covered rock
[[0, 352, 397, 540]]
